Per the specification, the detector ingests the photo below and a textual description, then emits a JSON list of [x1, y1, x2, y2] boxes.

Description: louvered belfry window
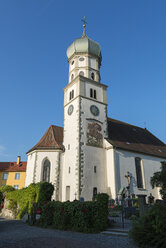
[[42, 159, 50, 182], [135, 157, 143, 188]]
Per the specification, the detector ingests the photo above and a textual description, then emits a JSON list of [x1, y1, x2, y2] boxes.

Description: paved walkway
[[0, 217, 138, 248]]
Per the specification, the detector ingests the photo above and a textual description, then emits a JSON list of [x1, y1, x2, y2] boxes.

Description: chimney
[[17, 156, 21, 165]]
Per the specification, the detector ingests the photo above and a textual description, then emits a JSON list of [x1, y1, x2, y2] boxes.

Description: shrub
[[151, 161, 166, 201], [0, 185, 15, 195], [39, 193, 109, 233], [6, 182, 54, 220], [40, 201, 60, 227], [130, 202, 166, 248]]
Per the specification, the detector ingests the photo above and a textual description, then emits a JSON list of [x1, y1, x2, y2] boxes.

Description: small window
[[79, 71, 84, 76], [3, 173, 8, 180], [14, 185, 19, 190], [68, 144, 70, 150], [72, 90, 74, 99], [93, 187, 97, 200], [91, 72, 95, 80], [71, 74, 74, 81], [15, 173, 20, 180], [94, 90, 96, 99], [90, 88, 97, 100], [69, 91, 72, 100], [94, 166, 97, 173], [90, 88, 93, 98], [135, 157, 144, 189], [71, 60, 74, 65], [69, 167, 71, 174]]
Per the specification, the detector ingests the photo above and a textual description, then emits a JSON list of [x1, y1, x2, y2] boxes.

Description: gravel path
[[0, 217, 138, 248]]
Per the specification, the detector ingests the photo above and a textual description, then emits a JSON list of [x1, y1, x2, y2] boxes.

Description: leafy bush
[[130, 202, 166, 248], [6, 182, 54, 219], [0, 185, 15, 195], [39, 193, 109, 233], [151, 161, 166, 201]]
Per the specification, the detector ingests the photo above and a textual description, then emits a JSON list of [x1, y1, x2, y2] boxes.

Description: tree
[[151, 161, 166, 201]]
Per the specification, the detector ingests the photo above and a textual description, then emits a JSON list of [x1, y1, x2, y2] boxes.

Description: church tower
[[62, 24, 108, 201]]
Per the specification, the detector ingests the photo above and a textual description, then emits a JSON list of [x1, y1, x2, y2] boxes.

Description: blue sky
[[0, 0, 166, 161]]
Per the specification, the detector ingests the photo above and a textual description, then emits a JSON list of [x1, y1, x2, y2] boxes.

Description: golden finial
[[81, 16, 87, 36]]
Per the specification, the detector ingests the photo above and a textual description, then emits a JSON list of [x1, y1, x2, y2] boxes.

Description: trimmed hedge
[[130, 202, 166, 248], [39, 193, 109, 233], [6, 182, 54, 219]]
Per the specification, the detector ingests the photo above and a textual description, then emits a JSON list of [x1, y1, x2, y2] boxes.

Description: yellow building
[[0, 156, 27, 189]]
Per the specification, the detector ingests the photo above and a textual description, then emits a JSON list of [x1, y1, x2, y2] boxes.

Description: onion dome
[[67, 30, 102, 63]]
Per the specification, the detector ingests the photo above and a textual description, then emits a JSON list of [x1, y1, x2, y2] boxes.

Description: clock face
[[90, 105, 99, 116], [68, 105, 74, 115]]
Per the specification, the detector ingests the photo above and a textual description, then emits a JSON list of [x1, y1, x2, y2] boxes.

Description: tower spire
[[81, 16, 87, 37]]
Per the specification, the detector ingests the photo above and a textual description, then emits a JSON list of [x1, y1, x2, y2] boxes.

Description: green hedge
[[130, 202, 166, 248], [39, 193, 109, 233], [6, 182, 54, 219]]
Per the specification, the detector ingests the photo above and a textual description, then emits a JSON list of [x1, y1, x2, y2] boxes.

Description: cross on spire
[[81, 16, 88, 36]]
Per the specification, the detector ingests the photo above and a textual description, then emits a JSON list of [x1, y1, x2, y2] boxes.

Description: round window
[[79, 57, 85, 62]]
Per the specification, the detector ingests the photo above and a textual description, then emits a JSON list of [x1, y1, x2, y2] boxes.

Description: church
[[25, 26, 166, 202]]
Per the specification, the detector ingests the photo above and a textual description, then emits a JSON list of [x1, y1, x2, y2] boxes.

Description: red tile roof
[[0, 161, 27, 172], [107, 118, 166, 159], [27, 125, 63, 153]]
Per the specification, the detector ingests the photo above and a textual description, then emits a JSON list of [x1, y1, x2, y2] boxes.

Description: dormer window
[[91, 72, 95, 80], [90, 88, 97, 99]]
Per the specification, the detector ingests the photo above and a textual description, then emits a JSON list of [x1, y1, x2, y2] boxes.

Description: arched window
[[72, 89, 74, 98], [90, 88, 97, 100], [93, 187, 97, 200], [42, 159, 50, 182], [71, 74, 74, 81], [79, 71, 84, 76], [90, 88, 93, 98], [69, 91, 72, 100], [94, 90, 97, 99], [135, 157, 144, 189], [91, 72, 95, 80]]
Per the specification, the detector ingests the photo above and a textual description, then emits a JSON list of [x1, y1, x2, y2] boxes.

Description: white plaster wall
[[25, 152, 36, 187], [114, 149, 163, 200], [80, 97, 108, 200], [62, 97, 79, 201], [78, 56, 86, 67], [25, 150, 61, 200], [70, 60, 75, 71], [65, 83, 77, 105], [89, 57, 96, 70], [105, 140, 117, 199]]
